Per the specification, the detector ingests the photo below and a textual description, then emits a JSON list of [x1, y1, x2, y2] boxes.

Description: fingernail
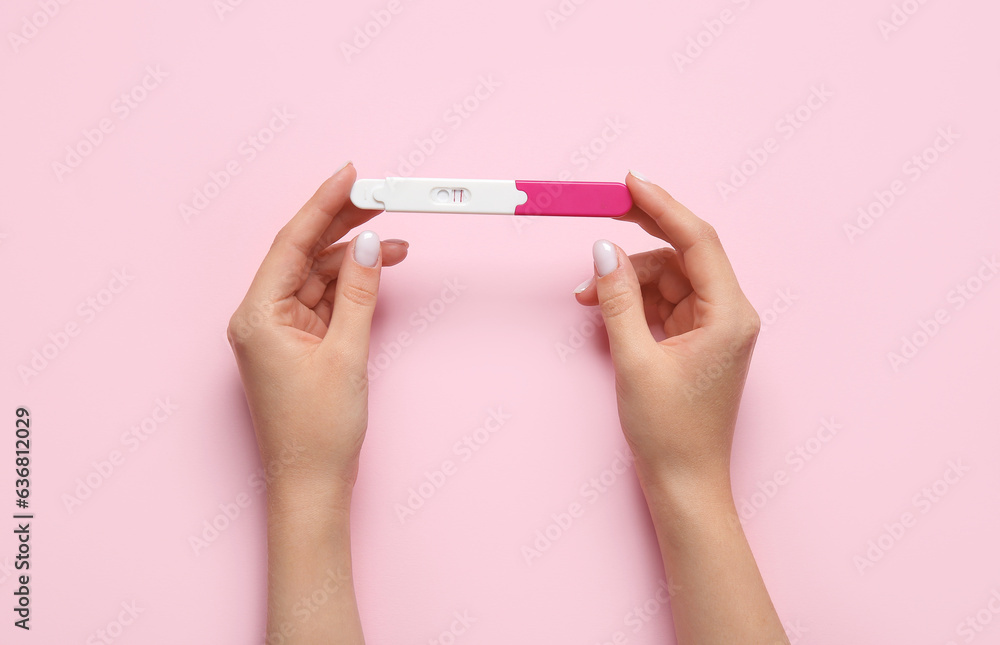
[[354, 230, 380, 267], [574, 276, 595, 294], [629, 169, 650, 182], [383, 238, 409, 247], [593, 239, 618, 277], [337, 160, 353, 174]]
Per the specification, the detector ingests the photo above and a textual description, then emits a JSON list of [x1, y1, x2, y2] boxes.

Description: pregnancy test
[[350, 177, 632, 217]]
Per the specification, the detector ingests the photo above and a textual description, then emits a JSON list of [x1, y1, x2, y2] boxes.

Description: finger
[[578, 274, 676, 332], [639, 284, 679, 334], [313, 279, 339, 328], [591, 239, 658, 370], [624, 172, 743, 306], [662, 295, 699, 339], [579, 280, 680, 335], [613, 206, 672, 244], [575, 246, 692, 307], [580, 269, 684, 331], [281, 162, 357, 255], [297, 240, 408, 309], [629, 247, 694, 305], [323, 230, 383, 359], [251, 163, 384, 299], [314, 239, 407, 278]]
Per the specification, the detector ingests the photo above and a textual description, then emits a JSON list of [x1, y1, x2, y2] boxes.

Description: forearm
[[264, 478, 364, 645], [639, 470, 788, 645]]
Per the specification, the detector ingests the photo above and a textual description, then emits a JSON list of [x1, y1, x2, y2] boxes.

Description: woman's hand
[[227, 162, 407, 644], [227, 162, 407, 499], [574, 171, 760, 500], [575, 171, 787, 645]]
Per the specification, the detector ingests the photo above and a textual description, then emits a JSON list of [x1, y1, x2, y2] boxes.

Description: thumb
[[325, 230, 382, 357], [592, 239, 656, 371]]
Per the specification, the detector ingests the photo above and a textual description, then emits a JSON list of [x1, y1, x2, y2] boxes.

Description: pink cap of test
[[513, 181, 633, 217]]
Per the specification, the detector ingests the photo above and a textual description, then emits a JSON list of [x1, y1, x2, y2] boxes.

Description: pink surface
[[2, 1, 999, 643], [514, 181, 632, 216]]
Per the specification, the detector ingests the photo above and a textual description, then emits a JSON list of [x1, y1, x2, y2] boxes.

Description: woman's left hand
[[227, 162, 408, 500]]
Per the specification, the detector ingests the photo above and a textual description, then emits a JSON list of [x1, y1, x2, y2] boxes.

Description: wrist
[[263, 474, 363, 645], [266, 471, 355, 522], [634, 459, 737, 524], [641, 477, 745, 556]]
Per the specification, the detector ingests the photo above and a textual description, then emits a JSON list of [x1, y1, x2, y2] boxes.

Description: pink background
[[2, 1, 999, 643]]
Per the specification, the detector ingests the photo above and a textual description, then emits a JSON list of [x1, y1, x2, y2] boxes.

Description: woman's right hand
[[574, 171, 788, 645], [573, 171, 761, 501]]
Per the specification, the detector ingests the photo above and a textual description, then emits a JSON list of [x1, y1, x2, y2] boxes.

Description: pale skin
[[227, 163, 788, 644]]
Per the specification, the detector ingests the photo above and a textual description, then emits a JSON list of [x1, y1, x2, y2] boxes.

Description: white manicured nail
[[354, 230, 380, 267], [593, 239, 618, 277], [629, 169, 650, 182], [574, 276, 594, 294]]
